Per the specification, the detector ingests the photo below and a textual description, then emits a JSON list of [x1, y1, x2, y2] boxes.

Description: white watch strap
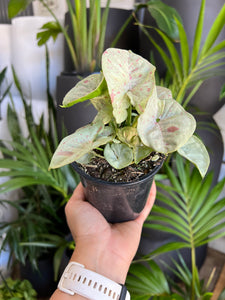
[[58, 262, 130, 300]]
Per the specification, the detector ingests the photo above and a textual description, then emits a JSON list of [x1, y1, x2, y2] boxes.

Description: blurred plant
[[136, 0, 225, 108], [0, 47, 78, 277], [126, 154, 225, 299], [8, 0, 181, 74], [0, 274, 37, 300], [0, 67, 12, 120]]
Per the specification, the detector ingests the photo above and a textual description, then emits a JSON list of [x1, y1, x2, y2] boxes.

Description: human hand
[[51, 181, 156, 299], [66, 181, 156, 283]]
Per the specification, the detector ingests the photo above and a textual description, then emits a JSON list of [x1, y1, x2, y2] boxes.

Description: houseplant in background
[[126, 155, 225, 299], [136, 0, 225, 184], [8, 0, 182, 134], [0, 275, 37, 300], [0, 53, 78, 297], [49, 47, 209, 223]]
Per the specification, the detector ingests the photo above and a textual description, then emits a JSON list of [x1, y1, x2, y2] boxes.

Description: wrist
[[70, 246, 129, 284]]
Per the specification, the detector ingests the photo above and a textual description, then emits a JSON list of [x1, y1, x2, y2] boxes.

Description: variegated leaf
[[62, 73, 106, 107], [177, 135, 210, 177], [137, 89, 196, 153], [102, 48, 156, 123], [91, 95, 113, 124], [49, 122, 115, 169], [104, 143, 133, 169]]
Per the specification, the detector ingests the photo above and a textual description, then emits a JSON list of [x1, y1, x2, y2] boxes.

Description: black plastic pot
[[72, 159, 164, 223]]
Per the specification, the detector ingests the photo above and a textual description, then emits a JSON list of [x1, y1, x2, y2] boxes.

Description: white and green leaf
[[49, 122, 115, 169], [137, 90, 196, 153], [104, 142, 133, 169], [177, 135, 210, 178], [102, 48, 156, 123], [62, 73, 107, 107]]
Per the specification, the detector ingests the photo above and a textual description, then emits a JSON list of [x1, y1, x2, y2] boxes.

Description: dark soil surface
[[77, 152, 166, 183]]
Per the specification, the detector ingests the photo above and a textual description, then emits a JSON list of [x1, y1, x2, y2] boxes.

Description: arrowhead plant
[[50, 48, 209, 178]]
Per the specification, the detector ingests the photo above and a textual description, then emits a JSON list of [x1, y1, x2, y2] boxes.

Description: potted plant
[[49, 47, 209, 223], [0, 276, 37, 300], [8, 0, 182, 135]]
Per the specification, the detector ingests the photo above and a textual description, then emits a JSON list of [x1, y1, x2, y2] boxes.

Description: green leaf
[[175, 18, 189, 77], [177, 135, 210, 177], [104, 142, 133, 169], [62, 73, 106, 107], [147, 0, 181, 41], [8, 0, 33, 18], [154, 28, 183, 82], [219, 83, 225, 100], [127, 260, 170, 297], [191, 0, 205, 68], [49, 122, 115, 169], [37, 21, 62, 46], [200, 2, 225, 57]]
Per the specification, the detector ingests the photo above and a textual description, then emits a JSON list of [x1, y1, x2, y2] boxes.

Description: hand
[[51, 181, 156, 299]]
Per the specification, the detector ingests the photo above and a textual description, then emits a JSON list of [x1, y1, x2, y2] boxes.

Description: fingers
[[135, 181, 156, 225]]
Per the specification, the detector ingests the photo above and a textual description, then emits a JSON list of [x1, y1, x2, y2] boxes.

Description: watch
[[58, 262, 130, 300]]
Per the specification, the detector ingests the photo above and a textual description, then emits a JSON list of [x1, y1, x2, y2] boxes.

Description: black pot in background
[[64, 8, 139, 73], [20, 256, 57, 298], [72, 158, 164, 223]]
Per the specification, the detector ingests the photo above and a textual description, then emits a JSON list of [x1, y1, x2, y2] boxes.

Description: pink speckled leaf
[[49, 122, 115, 169], [156, 86, 173, 100], [62, 73, 106, 107], [102, 48, 156, 123], [178, 135, 210, 177], [137, 88, 196, 153]]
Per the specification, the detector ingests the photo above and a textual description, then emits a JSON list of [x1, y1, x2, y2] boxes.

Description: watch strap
[[58, 261, 130, 300]]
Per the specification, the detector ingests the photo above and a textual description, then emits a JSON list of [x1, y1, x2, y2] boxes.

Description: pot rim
[[71, 156, 165, 186]]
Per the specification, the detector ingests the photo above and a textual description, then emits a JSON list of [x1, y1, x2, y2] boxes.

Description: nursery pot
[[72, 158, 164, 223]]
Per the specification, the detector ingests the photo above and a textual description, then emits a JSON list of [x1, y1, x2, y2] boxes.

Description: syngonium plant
[[49, 48, 209, 178]]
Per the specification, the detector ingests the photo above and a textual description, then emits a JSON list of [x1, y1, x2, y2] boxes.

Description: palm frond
[[144, 154, 225, 259]]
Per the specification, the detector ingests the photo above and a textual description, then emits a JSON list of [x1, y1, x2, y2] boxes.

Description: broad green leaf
[[37, 21, 62, 46], [177, 135, 210, 177], [137, 91, 196, 153], [49, 122, 115, 169], [8, 0, 32, 18], [102, 48, 156, 123], [104, 143, 133, 169], [62, 73, 106, 107], [147, 0, 181, 41]]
